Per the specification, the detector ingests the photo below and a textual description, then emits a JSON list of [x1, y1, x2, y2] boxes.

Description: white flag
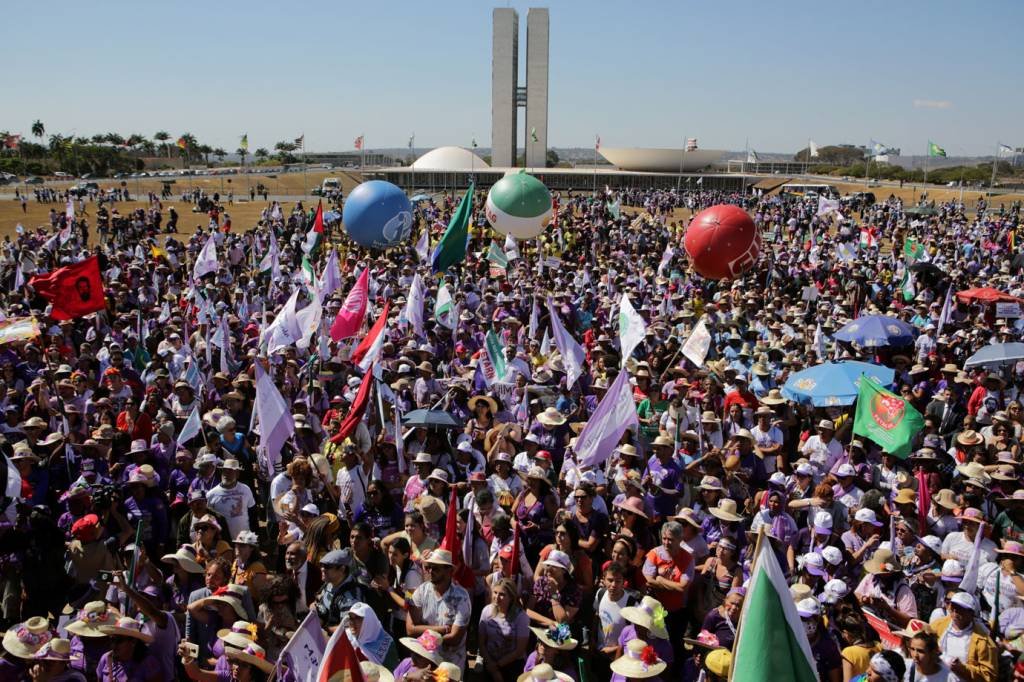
[[618, 294, 646, 369], [575, 370, 640, 469], [415, 228, 430, 262], [434, 284, 456, 330], [192, 235, 218, 279], [504, 233, 520, 261], [528, 298, 540, 341], [294, 295, 323, 351], [813, 323, 827, 360], [937, 285, 953, 337], [809, 140, 820, 158], [402, 273, 426, 338], [681, 318, 712, 367], [264, 289, 303, 354], [177, 406, 202, 447], [817, 197, 840, 217], [540, 328, 551, 357], [254, 362, 295, 479], [546, 297, 586, 390]]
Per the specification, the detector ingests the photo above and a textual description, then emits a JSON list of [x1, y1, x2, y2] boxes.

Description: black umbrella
[[909, 261, 947, 285], [401, 409, 461, 429]]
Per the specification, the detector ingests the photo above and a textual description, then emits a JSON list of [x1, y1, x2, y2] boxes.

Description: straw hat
[[216, 621, 259, 649], [399, 630, 444, 665], [996, 489, 1024, 507], [27, 637, 74, 662], [620, 596, 669, 639], [610, 639, 667, 679], [361, 661, 397, 682], [530, 624, 578, 651], [956, 430, 984, 447], [468, 395, 499, 414], [65, 601, 122, 638], [709, 498, 744, 523], [205, 584, 248, 619], [932, 488, 958, 510], [226, 642, 275, 673], [414, 495, 446, 524], [3, 617, 53, 658], [537, 407, 567, 427], [997, 541, 1024, 559], [517, 663, 573, 682], [423, 548, 455, 567], [98, 616, 154, 644], [761, 389, 786, 406], [864, 548, 900, 575], [613, 496, 649, 520]]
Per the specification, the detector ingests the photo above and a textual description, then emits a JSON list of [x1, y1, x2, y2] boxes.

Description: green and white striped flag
[[485, 329, 507, 379], [732, 531, 818, 682], [900, 266, 916, 302], [487, 242, 508, 276], [301, 255, 315, 287]]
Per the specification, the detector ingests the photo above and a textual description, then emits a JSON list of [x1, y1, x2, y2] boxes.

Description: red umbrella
[[955, 287, 1024, 304]]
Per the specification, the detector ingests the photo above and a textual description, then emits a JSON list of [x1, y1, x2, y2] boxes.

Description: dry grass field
[[2, 170, 1022, 241]]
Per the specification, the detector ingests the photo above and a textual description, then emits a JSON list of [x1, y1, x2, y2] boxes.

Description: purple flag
[[318, 249, 343, 301], [546, 297, 586, 389], [254, 362, 295, 479], [574, 369, 639, 470]]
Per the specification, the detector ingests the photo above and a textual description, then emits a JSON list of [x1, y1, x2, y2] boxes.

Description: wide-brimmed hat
[[616, 443, 640, 458], [219, 458, 243, 471], [361, 661, 397, 682], [997, 489, 1024, 508], [709, 499, 744, 523], [159, 540, 203, 573], [399, 630, 444, 664], [542, 549, 573, 575], [205, 585, 248, 619], [3, 617, 53, 658], [226, 642, 275, 673], [683, 629, 727, 651], [516, 663, 574, 682], [426, 468, 450, 484], [610, 639, 666, 679], [761, 389, 786, 406], [956, 430, 984, 447], [65, 601, 121, 638], [28, 637, 75, 662], [620, 596, 669, 639], [958, 507, 985, 524], [864, 548, 901, 575], [423, 548, 454, 567], [932, 488, 958, 510], [893, 488, 917, 505], [613, 496, 649, 520], [468, 395, 499, 414], [699, 475, 724, 491], [414, 495, 446, 523], [98, 616, 154, 644], [531, 624, 578, 651], [700, 410, 721, 424], [216, 620, 259, 649], [537, 407, 567, 426]]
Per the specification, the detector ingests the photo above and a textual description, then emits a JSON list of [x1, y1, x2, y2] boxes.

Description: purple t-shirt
[[94, 651, 161, 682], [809, 633, 842, 680], [478, 604, 530, 662]]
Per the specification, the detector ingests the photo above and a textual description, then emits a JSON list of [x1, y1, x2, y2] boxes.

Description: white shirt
[[206, 482, 256, 540], [596, 589, 633, 648], [940, 531, 996, 569], [904, 661, 953, 681], [801, 435, 844, 479], [336, 462, 380, 517]]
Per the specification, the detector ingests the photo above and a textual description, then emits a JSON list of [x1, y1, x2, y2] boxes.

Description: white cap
[[821, 546, 843, 566], [941, 559, 965, 580], [801, 553, 826, 576], [917, 535, 943, 556], [854, 508, 883, 526], [812, 511, 834, 532], [820, 578, 849, 604], [836, 463, 856, 477], [950, 592, 977, 612], [796, 598, 821, 618], [795, 463, 815, 477]]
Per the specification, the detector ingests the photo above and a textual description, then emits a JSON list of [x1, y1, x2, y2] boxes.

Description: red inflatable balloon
[[683, 204, 761, 280]]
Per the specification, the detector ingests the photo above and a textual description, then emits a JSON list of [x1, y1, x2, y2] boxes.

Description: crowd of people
[[0, 179, 1023, 682]]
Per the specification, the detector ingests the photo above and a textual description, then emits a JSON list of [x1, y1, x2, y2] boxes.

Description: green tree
[[254, 148, 269, 162], [154, 130, 170, 158], [105, 133, 125, 147], [214, 148, 227, 164], [236, 146, 248, 167], [31, 120, 45, 140], [545, 149, 560, 168], [795, 144, 864, 165]]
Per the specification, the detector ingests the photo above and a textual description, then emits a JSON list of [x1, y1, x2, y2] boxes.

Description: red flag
[[29, 256, 106, 320], [330, 268, 369, 341], [440, 487, 475, 589], [313, 200, 324, 234], [317, 620, 365, 682], [331, 364, 374, 444], [354, 135, 364, 150], [915, 467, 931, 536], [510, 521, 521, 576], [350, 301, 390, 369]]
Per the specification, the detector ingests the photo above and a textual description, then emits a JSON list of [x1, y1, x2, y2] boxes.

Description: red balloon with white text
[[683, 204, 761, 280]]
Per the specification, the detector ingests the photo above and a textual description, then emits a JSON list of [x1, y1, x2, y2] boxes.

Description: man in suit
[[285, 541, 321, 617], [926, 387, 965, 438]]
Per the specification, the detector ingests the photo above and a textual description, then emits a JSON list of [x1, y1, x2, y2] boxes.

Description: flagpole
[[728, 526, 766, 681], [302, 134, 307, 205], [924, 141, 929, 186], [675, 134, 686, 193], [991, 141, 1000, 189], [593, 134, 598, 196]]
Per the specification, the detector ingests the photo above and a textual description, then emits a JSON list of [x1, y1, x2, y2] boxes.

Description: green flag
[[928, 140, 947, 158], [853, 374, 925, 459], [899, 267, 915, 302], [487, 241, 508, 276], [903, 237, 925, 263], [731, 529, 818, 682], [431, 182, 475, 274], [530, 127, 538, 143], [485, 329, 507, 379]]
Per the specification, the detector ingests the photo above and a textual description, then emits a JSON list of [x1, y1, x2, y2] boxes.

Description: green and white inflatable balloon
[[484, 170, 553, 240]]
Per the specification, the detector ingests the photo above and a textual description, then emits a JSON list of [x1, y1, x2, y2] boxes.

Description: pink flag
[[330, 268, 369, 341]]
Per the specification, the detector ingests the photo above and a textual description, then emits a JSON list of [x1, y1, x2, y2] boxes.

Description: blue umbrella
[[323, 210, 342, 222], [410, 194, 432, 203], [782, 361, 895, 407], [964, 342, 1024, 369], [833, 315, 916, 348]]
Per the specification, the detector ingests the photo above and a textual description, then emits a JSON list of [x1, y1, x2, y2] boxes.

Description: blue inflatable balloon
[[342, 181, 414, 250]]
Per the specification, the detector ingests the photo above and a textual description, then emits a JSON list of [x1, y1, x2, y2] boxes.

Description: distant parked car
[[25, 176, 44, 184], [53, 171, 71, 178]]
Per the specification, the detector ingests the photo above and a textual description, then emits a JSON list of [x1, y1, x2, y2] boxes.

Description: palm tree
[[154, 131, 170, 158], [254, 148, 269, 162], [91, 134, 106, 145], [105, 133, 125, 147], [214, 148, 227, 164], [31, 120, 44, 140], [126, 134, 146, 149], [198, 144, 213, 166], [178, 133, 197, 163], [236, 146, 248, 167]]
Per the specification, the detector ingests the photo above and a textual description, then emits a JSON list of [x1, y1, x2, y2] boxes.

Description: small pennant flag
[[354, 135, 364, 150], [928, 140, 947, 158], [176, 136, 187, 150], [177, 406, 202, 447]]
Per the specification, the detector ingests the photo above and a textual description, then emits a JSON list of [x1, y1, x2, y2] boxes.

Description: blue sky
[[3, 0, 1021, 156]]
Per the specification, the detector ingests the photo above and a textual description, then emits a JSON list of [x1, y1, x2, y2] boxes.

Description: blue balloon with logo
[[342, 180, 414, 250]]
